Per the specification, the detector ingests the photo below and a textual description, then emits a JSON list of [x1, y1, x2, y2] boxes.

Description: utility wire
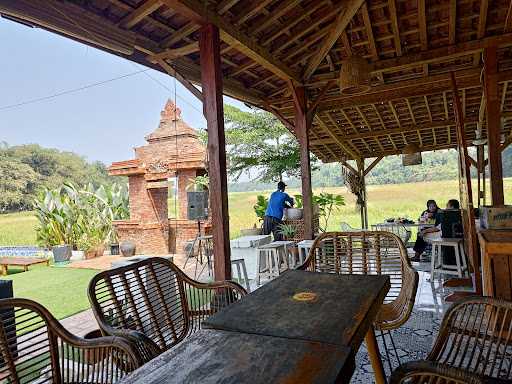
[[130, 62, 203, 115], [0, 69, 149, 112]]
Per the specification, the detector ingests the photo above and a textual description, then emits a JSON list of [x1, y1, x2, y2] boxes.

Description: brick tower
[[108, 100, 207, 255]]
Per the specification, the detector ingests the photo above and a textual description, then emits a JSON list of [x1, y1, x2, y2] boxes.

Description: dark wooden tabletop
[[203, 270, 390, 349], [118, 329, 351, 384]]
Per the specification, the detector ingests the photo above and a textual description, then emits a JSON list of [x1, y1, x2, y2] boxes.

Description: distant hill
[[229, 147, 512, 191], [0, 142, 118, 213]]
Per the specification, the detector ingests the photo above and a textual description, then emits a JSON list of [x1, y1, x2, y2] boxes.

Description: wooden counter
[[478, 229, 512, 299]]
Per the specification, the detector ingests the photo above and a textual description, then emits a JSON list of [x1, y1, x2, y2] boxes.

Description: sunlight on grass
[[2, 179, 512, 243], [0, 211, 38, 246], [2, 265, 98, 319]]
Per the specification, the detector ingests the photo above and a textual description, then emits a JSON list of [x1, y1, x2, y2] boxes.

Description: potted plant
[[76, 234, 96, 260], [277, 223, 297, 240]]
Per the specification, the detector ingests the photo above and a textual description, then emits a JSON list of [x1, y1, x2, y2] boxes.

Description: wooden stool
[[231, 258, 251, 292], [256, 242, 291, 286], [429, 238, 467, 280], [270, 240, 295, 268], [297, 240, 315, 266]]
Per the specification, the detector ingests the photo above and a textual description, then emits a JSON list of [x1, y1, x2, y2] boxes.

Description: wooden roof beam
[[449, 0, 457, 44], [418, 0, 428, 50], [148, 42, 199, 62], [388, 0, 402, 56], [477, 0, 489, 38], [303, 0, 364, 79], [119, 0, 163, 29], [314, 115, 361, 164], [310, 117, 479, 143], [505, 0, 512, 32], [317, 69, 512, 111], [361, 2, 379, 61], [162, 0, 302, 83]]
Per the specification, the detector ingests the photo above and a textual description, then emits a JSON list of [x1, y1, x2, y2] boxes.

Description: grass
[[2, 179, 512, 244], [2, 265, 98, 320], [0, 211, 38, 246], [0, 178, 511, 319]]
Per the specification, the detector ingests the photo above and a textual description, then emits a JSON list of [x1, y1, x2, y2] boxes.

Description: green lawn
[[2, 265, 98, 320]]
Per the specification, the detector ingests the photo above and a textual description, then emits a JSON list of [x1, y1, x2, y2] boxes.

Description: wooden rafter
[[477, 0, 489, 38], [449, 0, 457, 45], [154, 58, 203, 102], [361, 2, 379, 61], [388, 0, 402, 56], [148, 42, 199, 62], [505, 0, 512, 33], [418, 0, 428, 50], [234, 0, 273, 26], [119, 0, 163, 29], [162, 0, 302, 83], [303, 0, 364, 79], [364, 156, 383, 176], [251, 0, 301, 35]]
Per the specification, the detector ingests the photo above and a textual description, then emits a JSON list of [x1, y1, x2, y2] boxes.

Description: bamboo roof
[[3, 0, 512, 161]]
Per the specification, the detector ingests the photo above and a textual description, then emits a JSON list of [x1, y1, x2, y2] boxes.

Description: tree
[[219, 105, 312, 182], [0, 143, 122, 212], [0, 159, 38, 212]]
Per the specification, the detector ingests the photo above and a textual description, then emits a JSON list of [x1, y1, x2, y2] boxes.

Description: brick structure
[[109, 100, 208, 255]]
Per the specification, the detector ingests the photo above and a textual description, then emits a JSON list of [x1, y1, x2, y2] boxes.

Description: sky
[[0, 17, 247, 165]]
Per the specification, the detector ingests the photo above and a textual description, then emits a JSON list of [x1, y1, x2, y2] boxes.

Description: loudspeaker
[[187, 191, 208, 220]]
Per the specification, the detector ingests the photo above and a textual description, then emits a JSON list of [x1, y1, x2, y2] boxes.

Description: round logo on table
[[292, 292, 318, 302]]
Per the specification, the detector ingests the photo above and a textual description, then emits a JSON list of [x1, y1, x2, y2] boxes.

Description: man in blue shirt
[[263, 181, 294, 240]]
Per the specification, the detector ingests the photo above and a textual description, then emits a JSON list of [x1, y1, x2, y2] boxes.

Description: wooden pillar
[[484, 47, 505, 205], [292, 86, 314, 239], [476, 145, 485, 207], [357, 160, 368, 229], [199, 24, 231, 280]]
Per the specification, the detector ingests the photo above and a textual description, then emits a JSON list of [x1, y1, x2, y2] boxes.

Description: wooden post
[[199, 23, 231, 280], [451, 72, 482, 295], [484, 47, 505, 205], [357, 160, 368, 229], [291, 85, 314, 239]]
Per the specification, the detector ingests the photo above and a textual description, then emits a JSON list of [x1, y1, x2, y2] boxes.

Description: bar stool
[[256, 246, 280, 286], [297, 240, 315, 266], [231, 258, 251, 292], [270, 240, 295, 268], [429, 237, 467, 280]]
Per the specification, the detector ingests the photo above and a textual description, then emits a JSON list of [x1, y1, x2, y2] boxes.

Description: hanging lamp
[[402, 143, 422, 166], [339, 56, 371, 95]]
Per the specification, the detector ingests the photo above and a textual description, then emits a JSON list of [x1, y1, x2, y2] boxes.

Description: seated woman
[[411, 199, 460, 262], [411, 200, 439, 262]]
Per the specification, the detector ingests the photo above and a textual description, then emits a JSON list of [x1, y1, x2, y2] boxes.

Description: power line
[[130, 62, 203, 115], [0, 69, 149, 112]]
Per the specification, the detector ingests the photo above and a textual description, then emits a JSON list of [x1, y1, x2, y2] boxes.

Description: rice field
[[1, 179, 512, 245]]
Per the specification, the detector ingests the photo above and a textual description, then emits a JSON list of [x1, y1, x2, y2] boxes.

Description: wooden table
[[118, 329, 351, 384], [204, 269, 390, 383], [0, 257, 49, 275]]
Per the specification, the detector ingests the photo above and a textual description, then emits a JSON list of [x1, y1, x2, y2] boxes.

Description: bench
[[0, 257, 49, 275]]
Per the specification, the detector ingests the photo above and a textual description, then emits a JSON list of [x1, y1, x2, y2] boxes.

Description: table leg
[[365, 327, 386, 384]]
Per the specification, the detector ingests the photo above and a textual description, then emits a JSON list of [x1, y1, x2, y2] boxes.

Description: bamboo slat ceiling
[[2, 0, 512, 162]]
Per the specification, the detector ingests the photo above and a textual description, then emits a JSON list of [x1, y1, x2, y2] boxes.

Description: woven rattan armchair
[[390, 361, 497, 383], [298, 231, 419, 369], [88, 257, 247, 363], [391, 296, 512, 383], [0, 298, 141, 384]]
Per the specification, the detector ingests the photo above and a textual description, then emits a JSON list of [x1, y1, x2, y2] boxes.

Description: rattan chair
[[391, 296, 512, 383], [390, 361, 493, 383], [88, 257, 247, 363], [298, 231, 419, 369], [0, 298, 141, 384]]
